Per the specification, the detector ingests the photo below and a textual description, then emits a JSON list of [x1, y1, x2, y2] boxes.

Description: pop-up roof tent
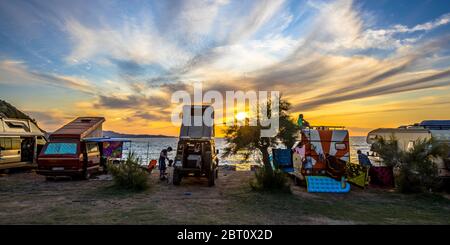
[[50, 117, 105, 140], [0, 117, 45, 137], [179, 105, 215, 139]]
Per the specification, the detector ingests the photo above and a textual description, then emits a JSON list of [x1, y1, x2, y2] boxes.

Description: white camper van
[[0, 117, 47, 171]]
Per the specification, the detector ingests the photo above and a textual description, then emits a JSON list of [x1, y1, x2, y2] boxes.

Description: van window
[[44, 143, 77, 155], [407, 141, 414, 151], [335, 143, 346, 150], [12, 139, 21, 149], [86, 143, 99, 153], [0, 138, 12, 150]]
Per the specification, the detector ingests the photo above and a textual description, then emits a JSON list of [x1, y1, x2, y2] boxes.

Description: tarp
[[347, 163, 369, 188], [103, 141, 124, 158]]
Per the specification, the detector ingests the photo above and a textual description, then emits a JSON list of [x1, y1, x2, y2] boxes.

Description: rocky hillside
[[0, 99, 34, 121]]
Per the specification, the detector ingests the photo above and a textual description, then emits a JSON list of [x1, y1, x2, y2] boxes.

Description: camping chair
[[146, 159, 157, 173], [325, 154, 347, 179]]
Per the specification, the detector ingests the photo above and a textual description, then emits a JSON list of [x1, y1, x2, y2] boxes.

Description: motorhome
[[367, 120, 450, 178], [37, 117, 105, 179], [0, 117, 47, 171]]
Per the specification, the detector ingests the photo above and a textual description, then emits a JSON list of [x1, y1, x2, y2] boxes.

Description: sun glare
[[236, 112, 247, 121]]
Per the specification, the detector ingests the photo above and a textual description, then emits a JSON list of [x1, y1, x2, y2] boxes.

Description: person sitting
[[357, 150, 372, 167], [297, 114, 310, 129], [159, 146, 173, 180]]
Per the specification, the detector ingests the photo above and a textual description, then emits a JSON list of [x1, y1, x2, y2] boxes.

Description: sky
[[0, 0, 450, 136]]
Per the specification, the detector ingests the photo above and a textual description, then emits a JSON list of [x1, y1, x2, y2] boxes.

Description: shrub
[[250, 167, 290, 192], [107, 152, 149, 191], [373, 137, 449, 193]]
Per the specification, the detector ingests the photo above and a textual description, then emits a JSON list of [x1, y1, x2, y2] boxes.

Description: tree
[[372, 136, 449, 193], [222, 97, 299, 176]]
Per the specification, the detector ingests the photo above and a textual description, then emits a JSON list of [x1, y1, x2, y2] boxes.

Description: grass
[[0, 170, 449, 224]]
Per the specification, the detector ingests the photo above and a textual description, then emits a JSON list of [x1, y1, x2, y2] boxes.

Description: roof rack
[[306, 125, 346, 130]]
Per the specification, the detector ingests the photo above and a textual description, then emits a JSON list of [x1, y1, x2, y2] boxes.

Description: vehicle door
[[86, 142, 101, 168]]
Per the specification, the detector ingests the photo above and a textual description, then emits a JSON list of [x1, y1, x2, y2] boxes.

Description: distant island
[[103, 130, 175, 138]]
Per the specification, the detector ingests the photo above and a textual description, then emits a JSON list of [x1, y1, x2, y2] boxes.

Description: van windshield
[[44, 143, 77, 155]]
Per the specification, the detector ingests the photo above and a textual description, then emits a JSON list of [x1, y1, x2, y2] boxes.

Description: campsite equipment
[[369, 166, 394, 188], [272, 149, 293, 173], [173, 105, 219, 186], [0, 116, 47, 171], [37, 117, 106, 179], [147, 159, 157, 173], [367, 120, 450, 178], [346, 163, 370, 188], [306, 176, 350, 193]]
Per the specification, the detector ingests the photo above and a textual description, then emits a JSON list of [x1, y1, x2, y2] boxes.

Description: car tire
[[208, 168, 215, 187], [81, 167, 90, 180]]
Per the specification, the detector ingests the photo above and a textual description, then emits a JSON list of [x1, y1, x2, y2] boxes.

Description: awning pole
[[146, 141, 150, 164]]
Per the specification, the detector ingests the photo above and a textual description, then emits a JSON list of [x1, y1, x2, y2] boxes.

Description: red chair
[[147, 159, 157, 173]]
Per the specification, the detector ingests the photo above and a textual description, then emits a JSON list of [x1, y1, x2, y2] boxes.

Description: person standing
[[357, 150, 372, 167], [159, 146, 172, 180]]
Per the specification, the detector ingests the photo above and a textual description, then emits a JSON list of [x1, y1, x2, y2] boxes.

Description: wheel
[[173, 169, 181, 185], [208, 168, 215, 187], [215, 168, 219, 179], [81, 168, 90, 180]]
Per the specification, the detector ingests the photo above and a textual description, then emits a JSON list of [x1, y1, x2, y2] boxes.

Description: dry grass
[[0, 168, 449, 224]]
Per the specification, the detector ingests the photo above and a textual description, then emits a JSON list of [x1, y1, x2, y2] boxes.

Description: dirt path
[[1, 168, 449, 224]]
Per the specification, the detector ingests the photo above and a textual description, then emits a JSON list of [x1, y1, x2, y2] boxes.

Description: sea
[[121, 136, 370, 167]]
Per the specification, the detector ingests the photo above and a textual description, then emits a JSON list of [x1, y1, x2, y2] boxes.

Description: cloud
[[65, 17, 191, 70], [296, 69, 450, 111], [0, 60, 94, 94]]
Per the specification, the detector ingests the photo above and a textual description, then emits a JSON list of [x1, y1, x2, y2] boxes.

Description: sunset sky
[[1, 0, 450, 136]]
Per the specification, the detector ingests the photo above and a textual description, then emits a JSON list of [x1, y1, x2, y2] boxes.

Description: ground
[[1, 167, 449, 224]]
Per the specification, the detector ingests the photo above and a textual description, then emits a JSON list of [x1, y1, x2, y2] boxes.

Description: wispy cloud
[[0, 60, 95, 94], [1, 0, 450, 135]]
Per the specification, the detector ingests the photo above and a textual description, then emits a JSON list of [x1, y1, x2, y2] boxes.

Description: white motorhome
[[367, 120, 450, 178], [0, 117, 47, 171]]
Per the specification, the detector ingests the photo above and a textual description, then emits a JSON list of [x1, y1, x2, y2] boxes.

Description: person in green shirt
[[297, 114, 310, 129]]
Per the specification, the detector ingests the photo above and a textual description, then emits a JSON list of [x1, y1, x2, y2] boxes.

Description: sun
[[235, 112, 247, 121]]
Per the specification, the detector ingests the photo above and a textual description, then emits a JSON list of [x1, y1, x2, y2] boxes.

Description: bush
[[107, 152, 149, 191], [373, 137, 448, 193], [250, 167, 290, 192]]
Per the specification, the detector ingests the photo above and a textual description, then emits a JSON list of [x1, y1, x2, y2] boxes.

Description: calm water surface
[[121, 136, 370, 166]]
